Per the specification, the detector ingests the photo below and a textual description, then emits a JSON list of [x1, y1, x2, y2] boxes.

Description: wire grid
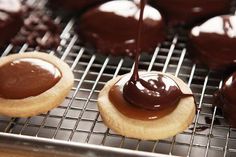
[[0, 0, 236, 157]]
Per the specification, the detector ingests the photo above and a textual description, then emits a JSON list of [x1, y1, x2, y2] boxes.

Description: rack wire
[[1, 0, 236, 156]]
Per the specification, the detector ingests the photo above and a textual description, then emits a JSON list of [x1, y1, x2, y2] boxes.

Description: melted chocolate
[[77, 0, 165, 57], [153, 0, 231, 26], [109, 77, 177, 121], [123, 73, 183, 110], [108, 0, 193, 120], [189, 15, 236, 70], [0, 0, 23, 46], [216, 72, 236, 127], [189, 125, 209, 132], [109, 72, 193, 120], [11, 6, 61, 49], [0, 58, 61, 99]]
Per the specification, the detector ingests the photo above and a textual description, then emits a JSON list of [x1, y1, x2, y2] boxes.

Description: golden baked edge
[[97, 72, 196, 140], [0, 52, 74, 117]]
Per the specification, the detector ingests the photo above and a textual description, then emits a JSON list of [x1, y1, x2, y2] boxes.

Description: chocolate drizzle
[[0, 58, 61, 99], [108, 0, 193, 120], [189, 15, 236, 70]]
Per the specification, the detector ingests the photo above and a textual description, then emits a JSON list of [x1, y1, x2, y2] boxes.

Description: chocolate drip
[[215, 72, 236, 127], [189, 15, 236, 70], [131, 0, 146, 82], [0, 58, 61, 99], [189, 126, 209, 132], [123, 0, 190, 111]]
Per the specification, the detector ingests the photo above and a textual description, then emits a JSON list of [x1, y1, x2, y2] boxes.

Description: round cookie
[[0, 52, 74, 117], [189, 15, 236, 70], [77, 0, 165, 57], [97, 72, 195, 140], [153, 0, 231, 26]]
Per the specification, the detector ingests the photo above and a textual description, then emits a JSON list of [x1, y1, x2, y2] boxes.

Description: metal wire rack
[[1, 0, 236, 156]]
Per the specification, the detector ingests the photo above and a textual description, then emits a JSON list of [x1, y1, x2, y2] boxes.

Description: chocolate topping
[[0, 58, 61, 99], [77, 0, 165, 57], [109, 72, 193, 120], [153, 0, 231, 26], [109, 77, 177, 121], [189, 15, 236, 70], [216, 72, 236, 127], [123, 73, 183, 110], [0, 0, 23, 46]]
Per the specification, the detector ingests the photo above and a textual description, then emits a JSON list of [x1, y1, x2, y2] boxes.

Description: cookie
[[97, 72, 195, 140], [0, 52, 74, 117]]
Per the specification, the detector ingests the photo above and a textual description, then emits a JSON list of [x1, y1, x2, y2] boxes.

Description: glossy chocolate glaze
[[108, 0, 193, 120], [0, 58, 61, 99], [189, 15, 236, 70], [48, 0, 108, 11], [216, 72, 236, 127], [153, 0, 231, 26], [77, 0, 165, 57], [0, 0, 23, 46], [123, 73, 183, 110], [109, 76, 177, 121], [109, 72, 193, 120]]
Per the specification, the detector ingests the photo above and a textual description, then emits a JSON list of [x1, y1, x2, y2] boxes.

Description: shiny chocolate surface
[[77, 0, 165, 57], [0, 58, 61, 99], [109, 75, 177, 121], [189, 15, 236, 70], [123, 72, 183, 110]]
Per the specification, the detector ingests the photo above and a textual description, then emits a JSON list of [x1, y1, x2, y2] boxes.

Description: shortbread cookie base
[[97, 72, 195, 140], [0, 52, 74, 117]]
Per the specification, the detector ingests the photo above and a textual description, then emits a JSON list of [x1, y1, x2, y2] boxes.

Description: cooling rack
[[0, 0, 236, 156]]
